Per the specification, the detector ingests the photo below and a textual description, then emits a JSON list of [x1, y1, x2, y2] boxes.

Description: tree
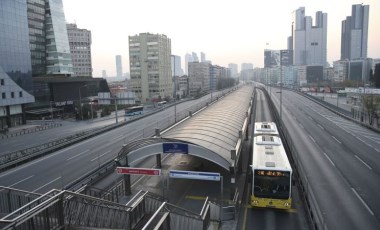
[[362, 94, 380, 126]]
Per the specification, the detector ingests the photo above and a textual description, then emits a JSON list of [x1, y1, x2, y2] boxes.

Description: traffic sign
[[116, 167, 161, 176], [169, 170, 220, 181], [163, 143, 188, 154]]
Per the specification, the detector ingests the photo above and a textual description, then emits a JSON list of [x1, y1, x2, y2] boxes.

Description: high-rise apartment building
[[129, 33, 172, 103], [188, 62, 210, 96], [291, 7, 327, 66], [115, 55, 123, 77], [171, 55, 183, 76], [67, 23, 92, 77], [27, 0, 73, 76], [0, 0, 35, 129], [341, 4, 369, 60], [228, 63, 238, 77]]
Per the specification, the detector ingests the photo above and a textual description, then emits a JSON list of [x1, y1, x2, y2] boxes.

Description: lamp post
[[50, 101, 53, 121], [280, 66, 283, 128], [78, 85, 87, 120], [114, 97, 118, 124]]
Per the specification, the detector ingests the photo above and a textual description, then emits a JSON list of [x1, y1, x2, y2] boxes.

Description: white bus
[[157, 101, 167, 106], [254, 122, 279, 137], [251, 130, 292, 209]]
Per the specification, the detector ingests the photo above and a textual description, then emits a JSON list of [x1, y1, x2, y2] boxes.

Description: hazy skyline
[[63, 0, 380, 77]]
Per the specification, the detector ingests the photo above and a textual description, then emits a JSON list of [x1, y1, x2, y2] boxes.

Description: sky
[[62, 0, 380, 77]]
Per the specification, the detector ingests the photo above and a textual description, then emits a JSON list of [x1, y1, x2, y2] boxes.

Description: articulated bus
[[125, 106, 144, 116], [251, 123, 292, 209]]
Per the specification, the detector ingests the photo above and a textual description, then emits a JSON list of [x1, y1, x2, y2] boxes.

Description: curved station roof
[[117, 85, 254, 172]]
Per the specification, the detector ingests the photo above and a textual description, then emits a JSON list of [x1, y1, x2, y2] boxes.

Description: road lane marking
[[351, 188, 374, 216], [354, 155, 372, 170], [317, 124, 324, 130], [185, 195, 207, 201], [90, 150, 112, 162], [299, 124, 304, 129], [8, 175, 34, 187], [375, 148, 380, 153], [331, 136, 341, 144], [66, 150, 90, 161], [32, 176, 61, 193], [323, 153, 335, 167], [308, 135, 316, 143]]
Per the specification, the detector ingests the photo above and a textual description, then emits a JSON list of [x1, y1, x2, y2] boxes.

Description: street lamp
[[50, 101, 53, 121], [78, 84, 87, 120]]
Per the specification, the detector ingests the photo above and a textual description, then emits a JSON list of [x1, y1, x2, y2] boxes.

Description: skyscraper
[[27, 0, 73, 76], [0, 0, 35, 128], [171, 55, 183, 76], [192, 52, 199, 62], [185, 53, 193, 75], [67, 23, 92, 77], [228, 63, 238, 77], [129, 33, 172, 103], [116, 55, 123, 77], [241, 63, 254, 71], [102, 70, 107, 78], [291, 7, 327, 66], [341, 4, 369, 60], [201, 52, 206, 62]]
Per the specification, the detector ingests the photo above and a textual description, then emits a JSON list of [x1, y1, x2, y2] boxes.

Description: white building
[[129, 33, 172, 103], [201, 52, 206, 62], [184, 53, 193, 75], [171, 55, 183, 76], [228, 63, 238, 77], [66, 24, 92, 77], [67, 23, 92, 77], [241, 63, 254, 71], [291, 7, 327, 67]]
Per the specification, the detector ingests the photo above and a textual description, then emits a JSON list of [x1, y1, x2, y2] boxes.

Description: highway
[[240, 88, 309, 230], [270, 87, 380, 229], [0, 91, 226, 193]]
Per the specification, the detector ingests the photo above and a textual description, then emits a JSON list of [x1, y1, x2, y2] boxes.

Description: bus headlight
[[253, 200, 258, 204], [284, 202, 290, 207]]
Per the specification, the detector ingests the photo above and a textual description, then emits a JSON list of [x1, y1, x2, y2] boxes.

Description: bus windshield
[[253, 170, 290, 199]]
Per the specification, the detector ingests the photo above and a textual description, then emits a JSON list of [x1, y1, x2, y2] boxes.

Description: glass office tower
[[27, 0, 73, 76], [0, 0, 35, 128]]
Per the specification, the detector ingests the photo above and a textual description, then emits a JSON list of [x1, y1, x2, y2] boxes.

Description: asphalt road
[[0, 90, 228, 193], [238, 88, 309, 230], [269, 88, 380, 230], [0, 93, 224, 155]]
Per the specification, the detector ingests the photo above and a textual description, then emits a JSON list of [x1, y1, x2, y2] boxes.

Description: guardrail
[[296, 91, 380, 134], [262, 86, 326, 230], [0, 122, 123, 172], [0, 123, 62, 139]]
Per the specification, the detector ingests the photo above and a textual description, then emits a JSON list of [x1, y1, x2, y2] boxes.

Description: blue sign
[[163, 143, 188, 154], [169, 170, 221, 181]]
